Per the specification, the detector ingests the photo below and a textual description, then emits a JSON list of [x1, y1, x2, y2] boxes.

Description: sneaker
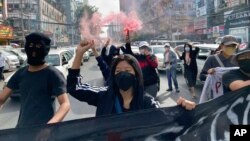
[[176, 89, 180, 93], [166, 89, 173, 92]]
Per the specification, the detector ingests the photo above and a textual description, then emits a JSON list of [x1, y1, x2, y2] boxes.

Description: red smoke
[[102, 11, 142, 32], [79, 11, 142, 43]]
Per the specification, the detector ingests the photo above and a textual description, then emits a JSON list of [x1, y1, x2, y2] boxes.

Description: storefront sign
[[0, 25, 13, 39], [225, 8, 250, 28], [194, 16, 207, 29]]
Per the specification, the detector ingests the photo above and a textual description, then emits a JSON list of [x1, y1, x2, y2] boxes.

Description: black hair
[[110, 54, 143, 87]]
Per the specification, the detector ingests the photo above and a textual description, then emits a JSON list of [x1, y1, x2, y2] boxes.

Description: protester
[[223, 44, 250, 92], [123, 36, 159, 97], [200, 35, 238, 82], [163, 44, 179, 93], [0, 32, 70, 128], [175, 43, 199, 98], [101, 38, 120, 67], [67, 40, 196, 117], [0, 51, 6, 81]]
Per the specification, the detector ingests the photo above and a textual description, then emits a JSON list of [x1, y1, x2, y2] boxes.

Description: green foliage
[[75, 5, 98, 25]]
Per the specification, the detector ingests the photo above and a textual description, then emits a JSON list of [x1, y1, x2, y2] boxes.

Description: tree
[[75, 5, 98, 25]]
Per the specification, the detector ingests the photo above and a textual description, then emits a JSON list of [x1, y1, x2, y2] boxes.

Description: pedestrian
[[123, 36, 160, 98], [200, 35, 238, 82], [175, 43, 199, 98], [163, 44, 180, 93], [67, 40, 196, 117], [0, 32, 70, 128], [0, 51, 6, 81], [222, 43, 250, 92]]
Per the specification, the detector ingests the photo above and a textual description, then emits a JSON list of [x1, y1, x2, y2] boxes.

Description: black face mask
[[25, 42, 48, 66], [238, 59, 250, 73], [115, 72, 136, 91]]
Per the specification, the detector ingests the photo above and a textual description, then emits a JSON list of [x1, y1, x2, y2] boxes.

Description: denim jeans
[[166, 67, 179, 90]]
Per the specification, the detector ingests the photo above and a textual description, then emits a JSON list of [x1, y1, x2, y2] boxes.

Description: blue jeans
[[166, 67, 179, 90]]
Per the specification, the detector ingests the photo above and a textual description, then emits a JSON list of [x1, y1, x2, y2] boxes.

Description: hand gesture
[[125, 31, 130, 43], [104, 38, 110, 48], [77, 40, 95, 54], [177, 96, 196, 110], [207, 68, 215, 74]]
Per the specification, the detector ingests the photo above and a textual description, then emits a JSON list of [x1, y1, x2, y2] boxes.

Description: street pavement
[[0, 56, 202, 130]]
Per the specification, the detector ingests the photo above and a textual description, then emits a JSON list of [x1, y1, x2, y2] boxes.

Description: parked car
[[194, 44, 219, 59], [150, 45, 183, 73], [0, 49, 20, 71], [4, 48, 27, 65], [5, 48, 74, 99], [131, 45, 140, 54], [67, 47, 89, 62]]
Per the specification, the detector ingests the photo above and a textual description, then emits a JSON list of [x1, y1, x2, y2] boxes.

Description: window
[[13, 4, 19, 9], [45, 54, 60, 66]]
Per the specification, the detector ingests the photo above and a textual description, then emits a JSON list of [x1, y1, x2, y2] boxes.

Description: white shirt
[[199, 67, 239, 104], [0, 54, 6, 68]]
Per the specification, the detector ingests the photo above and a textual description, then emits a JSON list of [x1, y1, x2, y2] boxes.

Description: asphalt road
[[0, 56, 203, 130]]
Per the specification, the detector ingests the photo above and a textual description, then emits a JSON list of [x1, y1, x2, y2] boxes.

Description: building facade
[[119, 0, 195, 41], [7, 0, 67, 45], [196, 0, 250, 43]]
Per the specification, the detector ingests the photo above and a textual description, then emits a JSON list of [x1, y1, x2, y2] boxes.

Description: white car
[[150, 45, 183, 73], [194, 44, 219, 59], [5, 48, 74, 99], [0, 49, 20, 71]]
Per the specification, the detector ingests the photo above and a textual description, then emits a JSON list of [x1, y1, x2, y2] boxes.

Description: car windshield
[[152, 47, 165, 54], [45, 54, 60, 66]]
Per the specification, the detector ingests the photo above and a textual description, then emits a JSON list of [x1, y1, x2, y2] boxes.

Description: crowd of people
[[0, 32, 249, 129]]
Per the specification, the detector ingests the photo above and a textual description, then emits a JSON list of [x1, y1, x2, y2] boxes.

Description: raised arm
[[90, 43, 111, 83], [68, 40, 107, 106]]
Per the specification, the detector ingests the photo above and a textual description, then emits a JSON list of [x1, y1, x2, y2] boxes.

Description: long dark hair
[[109, 54, 144, 110], [110, 54, 143, 87]]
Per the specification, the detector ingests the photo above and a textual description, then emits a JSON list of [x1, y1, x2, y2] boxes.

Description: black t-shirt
[[7, 65, 66, 128], [222, 69, 250, 92]]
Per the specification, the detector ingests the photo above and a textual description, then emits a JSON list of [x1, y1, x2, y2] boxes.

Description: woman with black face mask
[[223, 44, 250, 92], [67, 40, 196, 116]]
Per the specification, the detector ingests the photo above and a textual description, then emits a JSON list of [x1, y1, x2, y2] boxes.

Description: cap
[[139, 41, 149, 48], [164, 43, 170, 48], [221, 35, 239, 46], [236, 43, 250, 56], [232, 43, 250, 64]]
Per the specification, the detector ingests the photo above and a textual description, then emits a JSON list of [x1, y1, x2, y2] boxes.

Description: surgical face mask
[[223, 47, 236, 56], [115, 72, 136, 91], [185, 47, 190, 52], [238, 59, 250, 73]]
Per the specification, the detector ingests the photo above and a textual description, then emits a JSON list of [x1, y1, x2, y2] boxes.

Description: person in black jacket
[[175, 43, 199, 98], [123, 38, 159, 98], [67, 40, 196, 116]]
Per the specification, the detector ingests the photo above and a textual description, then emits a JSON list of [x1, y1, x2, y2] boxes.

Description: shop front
[[0, 25, 13, 45], [225, 6, 250, 44]]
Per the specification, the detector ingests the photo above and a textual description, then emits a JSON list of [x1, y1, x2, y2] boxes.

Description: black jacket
[[124, 43, 159, 87], [67, 69, 159, 116]]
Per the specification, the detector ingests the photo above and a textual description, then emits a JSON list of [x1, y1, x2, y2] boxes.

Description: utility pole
[[20, 0, 25, 41], [71, 24, 74, 45]]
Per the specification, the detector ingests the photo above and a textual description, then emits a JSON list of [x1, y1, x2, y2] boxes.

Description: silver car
[[0, 50, 20, 71]]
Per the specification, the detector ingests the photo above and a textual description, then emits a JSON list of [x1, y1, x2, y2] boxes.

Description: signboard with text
[[0, 25, 13, 39]]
